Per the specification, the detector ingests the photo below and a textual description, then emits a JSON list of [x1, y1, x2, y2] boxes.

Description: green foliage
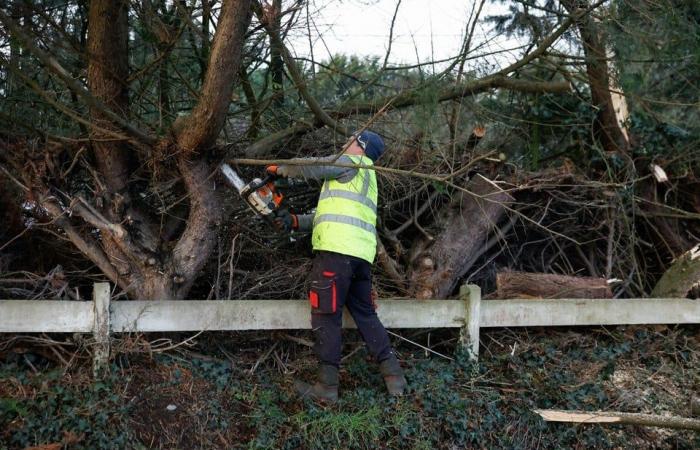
[[2, 326, 699, 449], [0, 362, 131, 449], [293, 405, 385, 448], [629, 112, 693, 158]]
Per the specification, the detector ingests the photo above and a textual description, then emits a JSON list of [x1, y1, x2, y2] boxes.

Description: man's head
[[351, 130, 385, 162]]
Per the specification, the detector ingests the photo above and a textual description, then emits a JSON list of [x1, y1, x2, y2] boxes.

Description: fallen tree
[[1, 1, 698, 303], [0, 0, 585, 301], [408, 174, 513, 299]]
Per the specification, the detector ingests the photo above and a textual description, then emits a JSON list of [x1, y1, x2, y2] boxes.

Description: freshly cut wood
[[408, 174, 513, 299], [651, 244, 700, 298], [534, 409, 700, 431], [650, 164, 669, 183], [496, 272, 612, 299], [463, 125, 486, 151]]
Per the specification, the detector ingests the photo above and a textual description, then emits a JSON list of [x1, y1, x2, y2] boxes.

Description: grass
[[1, 325, 699, 449], [293, 406, 385, 448]]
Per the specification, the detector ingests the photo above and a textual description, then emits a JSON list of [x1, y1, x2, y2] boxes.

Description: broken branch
[[534, 408, 700, 431]]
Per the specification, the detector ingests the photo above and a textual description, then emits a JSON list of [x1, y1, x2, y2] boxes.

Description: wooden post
[[92, 282, 111, 377], [459, 284, 481, 361]]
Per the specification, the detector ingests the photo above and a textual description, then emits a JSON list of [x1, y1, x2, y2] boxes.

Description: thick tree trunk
[[408, 174, 513, 299], [496, 272, 613, 299], [85, 0, 146, 293], [651, 244, 700, 298], [87, 0, 131, 194], [561, 0, 629, 155], [67, 0, 251, 299]]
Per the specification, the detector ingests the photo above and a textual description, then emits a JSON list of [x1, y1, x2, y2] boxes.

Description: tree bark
[[11, 0, 253, 300], [408, 174, 513, 299], [269, 0, 285, 109], [154, 0, 251, 298], [174, 0, 252, 153], [87, 0, 131, 194], [496, 272, 613, 299], [561, 0, 629, 155], [651, 244, 700, 298]]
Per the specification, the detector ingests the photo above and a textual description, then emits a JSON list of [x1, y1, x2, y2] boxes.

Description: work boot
[[379, 355, 407, 396], [294, 364, 339, 404]]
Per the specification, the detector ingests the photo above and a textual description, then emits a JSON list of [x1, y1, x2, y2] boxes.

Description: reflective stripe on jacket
[[312, 155, 378, 262]]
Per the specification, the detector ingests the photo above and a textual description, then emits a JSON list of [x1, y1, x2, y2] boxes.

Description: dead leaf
[[24, 444, 62, 450], [62, 430, 84, 445]]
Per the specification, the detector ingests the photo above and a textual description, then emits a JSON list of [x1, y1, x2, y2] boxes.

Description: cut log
[[534, 409, 700, 431], [496, 272, 613, 299], [651, 244, 700, 298], [408, 174, 513, 299]]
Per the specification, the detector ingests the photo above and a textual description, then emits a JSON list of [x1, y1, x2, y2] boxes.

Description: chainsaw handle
[[247, 173, 278, 191]]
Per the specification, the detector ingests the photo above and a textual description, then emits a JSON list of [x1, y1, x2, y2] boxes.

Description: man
[[266, 130, 407, 404]]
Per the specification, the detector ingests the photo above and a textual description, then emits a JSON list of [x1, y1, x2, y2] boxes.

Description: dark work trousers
[[308, 250, 393, 368]]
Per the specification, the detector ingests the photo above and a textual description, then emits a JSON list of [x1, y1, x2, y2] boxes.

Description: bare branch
[[255, 1, 351, 136]]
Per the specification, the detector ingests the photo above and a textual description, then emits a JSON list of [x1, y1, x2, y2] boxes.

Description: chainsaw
[[220, 163, 283, 221]]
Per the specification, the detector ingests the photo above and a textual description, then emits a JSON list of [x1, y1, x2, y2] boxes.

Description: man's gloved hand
[[266, 165, 289, 177], [273, 209, 298, 232]]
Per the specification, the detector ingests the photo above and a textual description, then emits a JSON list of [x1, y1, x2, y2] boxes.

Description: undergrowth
[[1, 326, 699, 449]]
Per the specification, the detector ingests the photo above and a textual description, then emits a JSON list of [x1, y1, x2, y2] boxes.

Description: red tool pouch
[[309, 271, 337, 314]]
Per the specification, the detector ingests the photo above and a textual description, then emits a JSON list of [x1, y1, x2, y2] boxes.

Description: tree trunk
[[651, 244, 700, 298], [269, 0, 284, 109], [408, 174, 513, 299], [86, 0, 149, 291], [496, 272, 613, 299], [60, 0, 251, 299], [174, 0, 251, 153], [87, 0, 131, 195], [561, 0, 629, 156], [201, 0, 211, 82]]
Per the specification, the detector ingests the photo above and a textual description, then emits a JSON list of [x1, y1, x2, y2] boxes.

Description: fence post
[[459, 284, 481, 362], [92, 282, 110, 377]]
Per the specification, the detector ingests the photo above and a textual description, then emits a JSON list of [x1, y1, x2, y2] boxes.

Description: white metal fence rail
[[1, 283, 698, 374]]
